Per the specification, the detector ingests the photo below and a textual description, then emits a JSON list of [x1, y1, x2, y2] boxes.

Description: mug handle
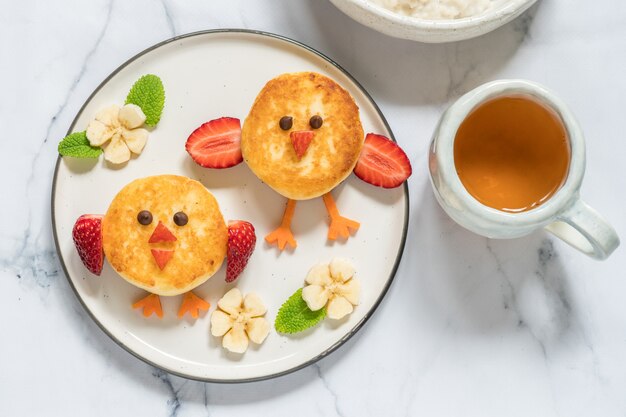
[[544, 199, 620, 260]]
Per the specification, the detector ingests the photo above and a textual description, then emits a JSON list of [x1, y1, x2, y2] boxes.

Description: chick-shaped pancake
[[241, 72, 364, 200], [72, 175, 257, 318], [102, 175, 228, 296], [185, 72, 412, 252]]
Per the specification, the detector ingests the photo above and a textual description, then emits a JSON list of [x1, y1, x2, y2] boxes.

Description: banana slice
[[119, 104, 146, 129], [122, 128, 148, 154], [327, 296, 354, 320], [246, 317, 270, 344], [330, 258, 355, 282], [95, 105, 120, 125], [210, 310, 234, 337], [223, 323, 248, 354], [86, 119, 113, 146], [218, 288, 243, 315], [103, 134, 131, 164], [243, 293, 267, 317], [338, 278, 360, 305], [302, 284, 330, 311], [305, 263, 333, 286]]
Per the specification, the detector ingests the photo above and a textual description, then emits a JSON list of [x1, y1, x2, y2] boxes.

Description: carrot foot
[[323, 192, 360, 241], [265, 199, 297, 250], [328, 216, 360, 240], [132, 293, 163, 318], [177, 291, 210, 319], [265, 226, 297, 250]]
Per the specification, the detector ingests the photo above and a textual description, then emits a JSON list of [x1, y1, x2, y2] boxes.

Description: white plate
[[52, 30, 408, 382]]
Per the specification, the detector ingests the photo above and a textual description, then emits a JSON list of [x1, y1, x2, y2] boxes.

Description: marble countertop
[[2, 0, 625, 415]]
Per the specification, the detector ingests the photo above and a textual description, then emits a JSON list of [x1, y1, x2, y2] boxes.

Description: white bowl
[[328, 0, 538, 43]]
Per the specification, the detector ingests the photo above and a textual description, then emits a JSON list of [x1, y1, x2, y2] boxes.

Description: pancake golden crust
[[241, 72, 364, 200], [102, 175, 227, 296]]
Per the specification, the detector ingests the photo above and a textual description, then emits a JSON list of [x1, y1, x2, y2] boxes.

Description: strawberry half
[[353, 133, 412, 188], [290, 131, 314, 159], [226, 220, 256, 283], [185, 117, 243, 169], [72, 214, 104, 275], [151, 249, 174, 270]]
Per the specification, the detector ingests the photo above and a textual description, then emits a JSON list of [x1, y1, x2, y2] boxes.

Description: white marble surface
[[1, 0, 625, 415]]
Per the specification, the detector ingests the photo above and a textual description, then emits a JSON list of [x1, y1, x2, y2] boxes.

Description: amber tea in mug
[[430, 80, 619, 259], [453, 95, 571, 213]]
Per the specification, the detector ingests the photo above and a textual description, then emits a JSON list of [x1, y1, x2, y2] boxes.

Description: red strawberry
[[353, 133, 412, 188], [226, 220, 256, 283], [290, 131, 314, 159], [72, 214, 104, 275], [185, 117, 243, 168], [151, 249, 174, 270], [148, 221, 177, 243]]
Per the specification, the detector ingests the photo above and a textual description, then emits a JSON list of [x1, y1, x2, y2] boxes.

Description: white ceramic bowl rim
[[349, 0, 534, 29], [435, 79, 586, 227]]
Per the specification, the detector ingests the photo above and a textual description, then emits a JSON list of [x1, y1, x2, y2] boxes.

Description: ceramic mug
[[429, 79, 620, 260]]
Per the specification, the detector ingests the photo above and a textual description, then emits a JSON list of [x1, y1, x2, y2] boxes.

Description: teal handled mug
[[429, 79, 619, 260]]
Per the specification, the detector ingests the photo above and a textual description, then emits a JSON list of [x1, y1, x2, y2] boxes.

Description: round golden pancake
[[102, 175, 227, 296], [241, 72, 364, 200]]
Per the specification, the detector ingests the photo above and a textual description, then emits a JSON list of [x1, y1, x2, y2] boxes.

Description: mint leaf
[[275, 288, 326, 334], [58, 131, 102, 158], [125, 74, 165, 127]]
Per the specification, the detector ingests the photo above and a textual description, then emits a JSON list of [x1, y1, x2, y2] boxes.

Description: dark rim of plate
[[51, 29, 410, 384]]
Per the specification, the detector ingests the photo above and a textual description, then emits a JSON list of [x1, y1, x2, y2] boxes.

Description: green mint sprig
[[58, 131, 103, 158], [275, 288, 326, 334], [125, 74, 165, 127]]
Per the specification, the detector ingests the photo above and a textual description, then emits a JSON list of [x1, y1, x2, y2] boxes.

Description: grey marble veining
[[2, 0, 625, 416]]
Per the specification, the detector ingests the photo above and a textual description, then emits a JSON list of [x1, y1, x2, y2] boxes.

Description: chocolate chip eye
[[137, 210, 153, 225], [279, 116, 293, 130], [173, 211, 188, 226], [309, 115, 323, 129]]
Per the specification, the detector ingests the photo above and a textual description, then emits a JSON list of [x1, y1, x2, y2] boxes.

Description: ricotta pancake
[[241, 72, 364, 200], [102, 175, 228, 296]]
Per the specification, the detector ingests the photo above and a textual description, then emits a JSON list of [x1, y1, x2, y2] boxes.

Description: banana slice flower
[[302, 258, 360, 320], [86, 104, 149, 164], [210, 288, 270, 353]]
